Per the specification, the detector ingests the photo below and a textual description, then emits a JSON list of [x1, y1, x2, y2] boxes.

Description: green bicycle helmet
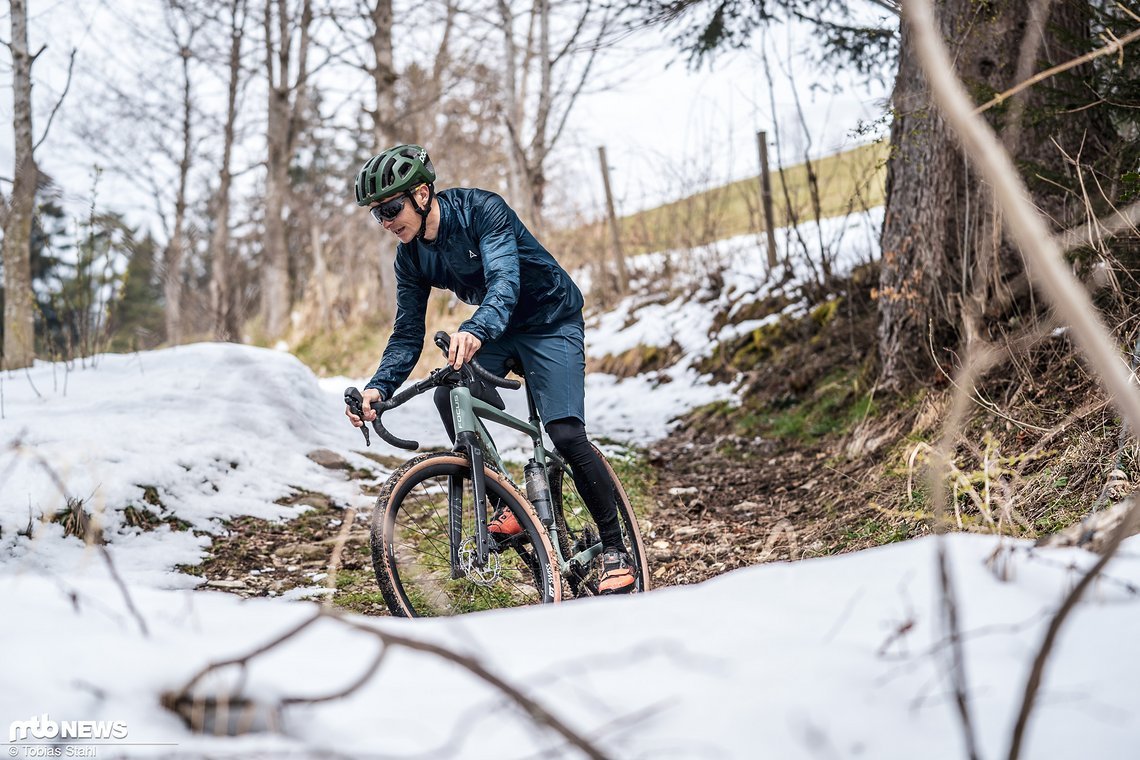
[[354, 144, 436, 206]]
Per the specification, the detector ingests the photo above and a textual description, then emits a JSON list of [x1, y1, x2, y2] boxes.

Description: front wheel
[[371, 452, 561, 617], [550, 444, 651, 598]]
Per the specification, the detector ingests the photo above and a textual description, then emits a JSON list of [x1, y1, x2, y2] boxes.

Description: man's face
[[371, 186, 425, 244]]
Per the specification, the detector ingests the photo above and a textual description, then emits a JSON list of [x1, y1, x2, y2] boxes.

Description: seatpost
[[525, 386, 543, 447]]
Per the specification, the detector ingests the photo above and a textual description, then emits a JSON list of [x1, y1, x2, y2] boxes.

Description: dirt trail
[[641, 425, 900, 587], [193, 270, 900, 606], [190, 437, 872, 608]]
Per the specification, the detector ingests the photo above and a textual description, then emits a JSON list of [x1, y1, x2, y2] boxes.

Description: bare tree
[[261, 0, 314, 339], [208, 0, 249, 341], [161, 1, 204, 346], [2, 0, 41, 370], [495, 0, 617, 232]]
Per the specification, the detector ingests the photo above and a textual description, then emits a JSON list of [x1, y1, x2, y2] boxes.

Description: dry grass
[[564, 141, 888, 260]]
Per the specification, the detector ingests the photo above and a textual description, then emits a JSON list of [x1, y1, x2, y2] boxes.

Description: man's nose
[[380, 215, 397, 229]]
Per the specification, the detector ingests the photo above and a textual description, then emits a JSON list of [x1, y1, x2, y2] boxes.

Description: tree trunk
[[261, 0, 311, 339], [209, 0, 246, 341], [262, 0, 290, 339], [877, 0, 1106, 387], [2, 0, 38, 370], [164, 36, 194, 346], [369, 0, 397, 148]]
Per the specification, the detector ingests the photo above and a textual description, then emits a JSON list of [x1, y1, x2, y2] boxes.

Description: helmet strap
[[412, 184, 435, 241]]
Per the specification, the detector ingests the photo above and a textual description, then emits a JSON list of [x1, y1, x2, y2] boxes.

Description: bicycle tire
[[550, 444, 651, 597], [372, 451, 561, 617]]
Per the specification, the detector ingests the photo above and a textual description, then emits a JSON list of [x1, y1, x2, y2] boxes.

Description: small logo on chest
[[468, 249, 478, 259]]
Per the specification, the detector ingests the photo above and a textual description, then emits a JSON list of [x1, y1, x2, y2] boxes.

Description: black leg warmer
[[544, 417, 624, 550]]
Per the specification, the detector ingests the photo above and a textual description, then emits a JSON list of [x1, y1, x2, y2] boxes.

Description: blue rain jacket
[[364, 187, 584, 400]]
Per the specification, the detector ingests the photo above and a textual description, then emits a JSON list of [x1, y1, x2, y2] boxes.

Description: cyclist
[[345, 144, 636, 594]]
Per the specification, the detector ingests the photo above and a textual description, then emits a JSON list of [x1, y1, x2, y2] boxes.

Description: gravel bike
[[346, 331, 650, 617]]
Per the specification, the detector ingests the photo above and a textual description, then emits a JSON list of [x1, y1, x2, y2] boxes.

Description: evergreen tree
[[107, 231, 165, 352], [30, 196, 73, 357]]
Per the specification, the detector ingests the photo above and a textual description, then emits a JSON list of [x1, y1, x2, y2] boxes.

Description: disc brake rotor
[[458, 536, 502, 587]]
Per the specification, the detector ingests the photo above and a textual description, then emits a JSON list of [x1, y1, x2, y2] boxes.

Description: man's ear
[[414, 183, 431, 209]]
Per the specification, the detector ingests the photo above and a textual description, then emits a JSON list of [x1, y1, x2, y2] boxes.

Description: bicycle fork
[[450, 430, 493, 575]]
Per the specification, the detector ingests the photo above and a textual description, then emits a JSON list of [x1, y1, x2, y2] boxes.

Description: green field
[[576, 141, 888, 256]]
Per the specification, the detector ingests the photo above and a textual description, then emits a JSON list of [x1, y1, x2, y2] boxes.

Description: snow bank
[[0, 345, 375, 586], [1, 534, 1136, 758]]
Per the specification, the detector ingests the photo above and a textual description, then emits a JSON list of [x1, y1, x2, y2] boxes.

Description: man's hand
[[345, 387, 382, 427], [448, 331, 483, 370]]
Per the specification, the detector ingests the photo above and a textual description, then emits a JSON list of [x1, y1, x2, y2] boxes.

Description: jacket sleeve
[[365, 247, 430, 399], [458, 193, 520, 343]]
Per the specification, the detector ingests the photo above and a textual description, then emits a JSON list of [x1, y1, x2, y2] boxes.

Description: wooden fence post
[[757, 130, 779, 269], [597, 145, 629, 294]]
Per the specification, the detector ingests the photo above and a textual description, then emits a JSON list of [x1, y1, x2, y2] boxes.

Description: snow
[[580, 207, 883, 443], [3, 206, 1138, 757], [1, 536, 1137, 758], [586, 208, 882, 365], [1, 345, 374, 587]]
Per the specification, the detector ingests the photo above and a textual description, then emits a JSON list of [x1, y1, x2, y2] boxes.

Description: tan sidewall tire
[[591, 444, 652, 592]]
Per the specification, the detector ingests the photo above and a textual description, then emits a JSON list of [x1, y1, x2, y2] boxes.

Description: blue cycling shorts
[[475, 316, 586, 425]]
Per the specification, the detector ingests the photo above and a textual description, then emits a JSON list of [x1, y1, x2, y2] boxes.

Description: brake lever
[[344, 387, 371, 447]]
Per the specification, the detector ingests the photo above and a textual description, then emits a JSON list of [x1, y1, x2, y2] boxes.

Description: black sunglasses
[[370, 195, 408, 223]]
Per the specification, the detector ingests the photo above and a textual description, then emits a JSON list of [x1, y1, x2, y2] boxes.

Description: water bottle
[[524, 459, 554, 526]]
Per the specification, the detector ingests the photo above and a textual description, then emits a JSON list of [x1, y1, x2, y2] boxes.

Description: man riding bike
[[344, 143, 637, 594]]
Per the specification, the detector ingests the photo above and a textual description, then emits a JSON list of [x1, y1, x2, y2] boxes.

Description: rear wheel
[[550, 444, 650, 598], [372, 452, 561, 617]]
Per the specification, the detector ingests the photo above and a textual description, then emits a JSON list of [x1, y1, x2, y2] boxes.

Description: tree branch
[[975, 24, 1140, 114], [866, 0, 901, 15], [1008, 505, 1140, 759], [1056, 197, 1140, 253], [334, 615, 610, 760], [167, 606, 610, 759], [34, 47, 77, 152]]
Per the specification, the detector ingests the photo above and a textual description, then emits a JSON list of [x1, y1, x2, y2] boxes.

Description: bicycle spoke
[[375, 455, 555, 617]]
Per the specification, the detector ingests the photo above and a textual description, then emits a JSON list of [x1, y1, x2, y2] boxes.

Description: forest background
[[0, 0, 889, 371]]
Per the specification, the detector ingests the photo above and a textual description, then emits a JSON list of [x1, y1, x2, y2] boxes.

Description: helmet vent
[[380, 159, 396, 189]]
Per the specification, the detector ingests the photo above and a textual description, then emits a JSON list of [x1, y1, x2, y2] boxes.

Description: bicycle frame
[[446, 384, 596, 581]]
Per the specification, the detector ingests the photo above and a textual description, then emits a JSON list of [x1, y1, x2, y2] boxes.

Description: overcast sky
[[561, 18, 893, 216]]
